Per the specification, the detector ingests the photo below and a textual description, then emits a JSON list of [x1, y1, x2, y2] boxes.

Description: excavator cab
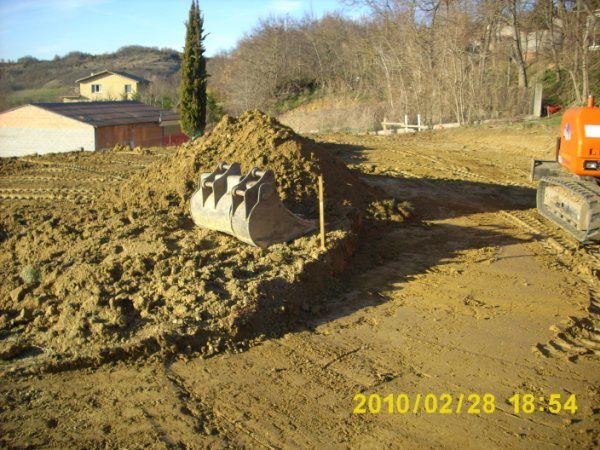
[[531, 95, 600, 243], [557, 96, 600, 176]]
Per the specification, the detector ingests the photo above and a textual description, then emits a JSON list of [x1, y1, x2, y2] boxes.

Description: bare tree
[[207, 0, 594, 127]]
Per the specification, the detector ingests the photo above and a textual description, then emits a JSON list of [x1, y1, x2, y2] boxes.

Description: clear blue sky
[[0, 0, 362, 61]]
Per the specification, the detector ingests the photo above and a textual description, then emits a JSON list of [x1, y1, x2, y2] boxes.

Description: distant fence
[[381, 114, 429, 133], [374, 114, 463, 135]]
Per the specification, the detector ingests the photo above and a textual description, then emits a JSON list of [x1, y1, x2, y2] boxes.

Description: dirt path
[[2, 125, 599, 448]]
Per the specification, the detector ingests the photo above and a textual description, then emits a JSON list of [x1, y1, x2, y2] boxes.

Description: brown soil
[[0, 158, 34, 176], [0, 111, 398, 374], [1, 117, 598, 448]]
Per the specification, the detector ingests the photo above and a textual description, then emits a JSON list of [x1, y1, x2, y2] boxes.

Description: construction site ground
[[1, 121, 599, 448]]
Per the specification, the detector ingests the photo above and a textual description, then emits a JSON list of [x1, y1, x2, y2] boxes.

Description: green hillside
[[0, 46, 182, 110]]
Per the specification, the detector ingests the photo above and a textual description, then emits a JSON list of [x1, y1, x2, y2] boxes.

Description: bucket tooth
[[230, 169, 316, 248], [190, 162, 316, 248], [190, 162, 241, 235]]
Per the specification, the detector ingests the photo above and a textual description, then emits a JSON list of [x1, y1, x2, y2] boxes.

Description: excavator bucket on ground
[[190, 162, 316, 248]]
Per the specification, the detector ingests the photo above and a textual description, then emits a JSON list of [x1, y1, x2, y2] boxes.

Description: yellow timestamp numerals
[[353, 393, 578, 415], [353, 393, 496, 415], [508, 393, 577, 414]]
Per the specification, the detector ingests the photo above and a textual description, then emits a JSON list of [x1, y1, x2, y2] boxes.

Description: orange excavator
[[531, 95, 600, 243]]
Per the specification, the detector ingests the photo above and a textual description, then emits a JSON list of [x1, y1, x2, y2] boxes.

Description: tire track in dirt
[[390, 142, 600, 361], [165, 167, 591, 447], [20, 159, 128, 180], [498, 209, 600, 361], [314, 233, 588, 436], [161, 364, 244, 446], [385, 148, 533, 189], [170, 236, 584, 447], [170, 335, 384, 447], [0, 175, 112, 183], [0, 192, 92, 201], [358, 140, 599, 361], [0, 186, 98, 201], [1, 153, 164, 203]]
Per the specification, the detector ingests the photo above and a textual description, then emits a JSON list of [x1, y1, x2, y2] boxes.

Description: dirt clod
[[19, 265, 40, 284]]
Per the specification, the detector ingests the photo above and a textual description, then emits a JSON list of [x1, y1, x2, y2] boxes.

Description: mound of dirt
[[0, 111, 403, 374], [101, 110, 374, 222]]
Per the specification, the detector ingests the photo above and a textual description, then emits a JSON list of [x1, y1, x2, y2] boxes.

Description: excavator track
[[536, 176, 600, 243], [535, 281, 600, 360]]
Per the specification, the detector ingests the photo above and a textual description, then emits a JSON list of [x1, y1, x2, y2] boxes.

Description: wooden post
[[404, 114, 408, 133], [417, 114, 421, 131], [382, 116, 387, 132], [318, 175, 325, 250], [533, 82, 543, 117]]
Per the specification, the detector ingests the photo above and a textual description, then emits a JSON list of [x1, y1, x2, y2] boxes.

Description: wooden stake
[[318, 175, 326, 250]]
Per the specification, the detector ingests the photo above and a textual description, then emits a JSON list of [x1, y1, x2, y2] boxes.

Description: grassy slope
[[5, 88, 67, 105], [0, 46, 182, 110]]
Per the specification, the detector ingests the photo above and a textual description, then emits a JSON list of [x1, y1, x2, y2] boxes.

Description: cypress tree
[[179, 0, 207, 137]]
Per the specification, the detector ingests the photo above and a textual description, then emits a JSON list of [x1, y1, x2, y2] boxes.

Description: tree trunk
[[580, 0, 592, 97], [507, 0, 528, 88], [545, 0, 562, 81]]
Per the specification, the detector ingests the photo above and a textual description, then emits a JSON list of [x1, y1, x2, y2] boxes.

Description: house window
[[91, 84, 101, 93], [124, 84, 132, 94]]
